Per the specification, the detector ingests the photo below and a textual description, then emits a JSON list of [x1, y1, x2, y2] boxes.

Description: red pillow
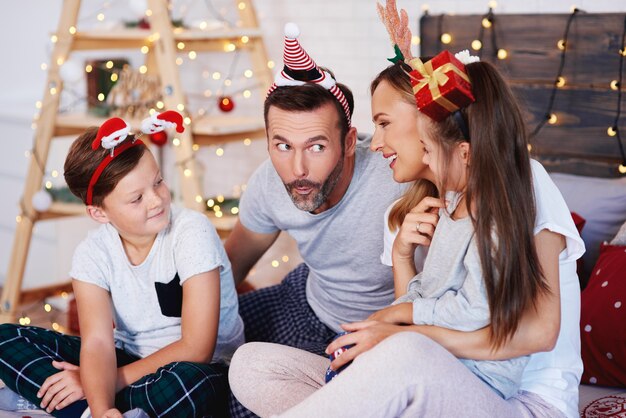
[[580, 243, 626, 387]]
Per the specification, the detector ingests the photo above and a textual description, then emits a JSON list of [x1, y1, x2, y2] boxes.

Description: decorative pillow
[[582, 395, 626, 417], [550, 172, 626, 281], [611, 220, 626, 246], [580, 243, 626, 387]]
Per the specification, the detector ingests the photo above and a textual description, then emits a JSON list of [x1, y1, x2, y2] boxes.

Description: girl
[[0, 113, 244, 418], [228, 49, 584, 418]]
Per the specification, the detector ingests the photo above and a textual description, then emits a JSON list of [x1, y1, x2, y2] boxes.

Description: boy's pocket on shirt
[[155, 274, 183, 317]]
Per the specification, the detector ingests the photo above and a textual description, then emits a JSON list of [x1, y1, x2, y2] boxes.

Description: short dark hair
[[63, 127, 147, 207], [264, 80, 354, 146]]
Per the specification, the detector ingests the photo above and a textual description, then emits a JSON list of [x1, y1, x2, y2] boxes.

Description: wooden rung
[[19, 281, 73, 305]]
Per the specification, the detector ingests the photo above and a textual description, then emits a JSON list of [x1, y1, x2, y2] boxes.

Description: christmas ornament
[[149, 131, 168, 147], [59, 59, 84, 84], [218, 96, 235, 112], [141, 110, 186, 134], [32, 189, 53, 212]]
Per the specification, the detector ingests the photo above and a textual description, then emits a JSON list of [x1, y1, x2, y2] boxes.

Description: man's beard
[[284, 158, 344, 212]]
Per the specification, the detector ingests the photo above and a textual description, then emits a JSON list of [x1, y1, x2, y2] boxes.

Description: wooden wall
[[420, 13, 626, 177]]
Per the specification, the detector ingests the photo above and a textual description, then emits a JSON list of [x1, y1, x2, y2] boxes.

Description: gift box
[[408, 51, 475, 122]]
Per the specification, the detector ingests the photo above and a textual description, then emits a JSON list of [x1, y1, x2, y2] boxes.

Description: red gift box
[[408, 51, 475, 121]]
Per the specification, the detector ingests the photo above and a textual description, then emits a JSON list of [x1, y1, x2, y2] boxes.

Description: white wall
[[0, 0, 622, 287]]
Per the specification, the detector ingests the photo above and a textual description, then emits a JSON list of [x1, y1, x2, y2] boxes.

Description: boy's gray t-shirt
[[239, 140, 406, 332]]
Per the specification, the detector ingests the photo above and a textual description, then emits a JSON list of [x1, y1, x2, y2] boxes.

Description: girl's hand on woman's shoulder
[[326, 321, 404, 370], [393, 197, 444, 259]]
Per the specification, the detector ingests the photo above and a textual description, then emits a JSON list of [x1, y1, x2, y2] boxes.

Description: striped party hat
[[268, 23, 351, 126]]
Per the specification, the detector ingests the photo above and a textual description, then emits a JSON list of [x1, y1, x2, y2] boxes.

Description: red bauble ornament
[[149, 131, 168, 147], [218, 96, 235, 112]]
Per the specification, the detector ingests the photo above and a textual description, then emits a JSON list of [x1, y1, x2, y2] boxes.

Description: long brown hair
[[426, 61, 548, 349], [370, 62, 438, 230]]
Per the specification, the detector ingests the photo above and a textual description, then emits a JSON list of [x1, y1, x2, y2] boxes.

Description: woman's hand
[[37, 361, 85, 413], [367, 303, 413, 324], [393, 196, 444, 260], [326, 321, 405, 370]]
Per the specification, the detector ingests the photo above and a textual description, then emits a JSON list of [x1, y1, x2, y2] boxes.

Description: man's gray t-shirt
[[239, 140, 406, 332]]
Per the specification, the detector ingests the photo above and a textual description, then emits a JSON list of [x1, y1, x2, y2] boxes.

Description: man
[[225, 23, 405, 356]]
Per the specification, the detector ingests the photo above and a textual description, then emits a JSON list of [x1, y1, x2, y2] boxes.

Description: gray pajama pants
[[228, 332, 567, 418]]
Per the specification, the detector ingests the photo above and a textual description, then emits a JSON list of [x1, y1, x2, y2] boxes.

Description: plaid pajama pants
[[229, 263, 337, 418], [0, 324, 229, 418]]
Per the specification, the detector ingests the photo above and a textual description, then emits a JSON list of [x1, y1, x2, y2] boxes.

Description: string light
[[608, 126, 618, 137], [471, 40, 482, 50], [548, 113, 558, 124], [412, 35, 421, 46], [611, 80, 620, 90], [556, 76, 566, 87], [271, 260, 279, 268], [441, 33, 452, 44], [282, 255, 290, 262], [610, 16, 626, 172], [497, 48, 508, 60], [620, 164, 626, 174], [482, 17, 492, 28]]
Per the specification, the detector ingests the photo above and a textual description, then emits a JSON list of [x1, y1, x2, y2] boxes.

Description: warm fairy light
[[156, 100, 164, 109], [548, 113, 558, 124], [489, 1, 498, 8], [243, 90, 252, 98], [282, 255, 289, 262], [177, 103, 185, 111], [212, 72, 221, 80], [69, 26, 77, 35], [225, 79, 232, 86], [241, 184, 247, 191], [33, 113, 40, 121], [217, 195, 225, 203], [50, 87, 58, 95], [215, 211, 223, 218], [238, 1, 246, 10], [51, 35, 58, 43], [231, 207, 239, 215], [482, 18, 492, 28], [184, 117, 191, 125], [51, 170, 59, 178], [411, 35, 421, 46], [172, 138, 181, 146], [241, 35, 249, 44], [557, 39, 566, 51], [56, 57, 64, 66], [148, 33, 160, 43], [608, 126, 618, 137], [224, 43, 236, 52], [51, 322, 60, 331], [195, 195, 203, 203], [527, 144, 533, 152], [192, 144, 200, 151], [41, 63, 48, 71], [35, 101, 42, 109], [45, 181, 52, 189], [97, 93, 105, 101], [188, 51, 197, 60], [141, 46, 149, 54], [97, 13, 105, 21], [177, 42, 185, 50], [497, 49, 508, 60], [471, 40, 482, 50], [18, 317, 26, 325], [243, 138, 251, 146], [16, 215, 22, 223], [421, 4, 430, 12], [106, 60, 114, 69], [207, 199, 215, 207], [44, 303, 52, 312], [621, 48, 626, 57], [570, 5, 578, 13], [611, 80, 620, 90], [441, 33, 452, 44], [216, 148, 224, 156], [184, 168, 192, 177], [204, 89, 213, 97], [244, 69, 253, 78], [111, 73, 118, 82], [271, 260, 279, 268], [267, 60, 275, 69], [139, 65, 148, 74], [145, 9, 153, 16], [556, 76, 565, 87], [31, 123, 37, 130], [619, 164, 626, 174], [149, 108, 157, 115], [176, 57, 183, 65], [85, 64, 93, 73]]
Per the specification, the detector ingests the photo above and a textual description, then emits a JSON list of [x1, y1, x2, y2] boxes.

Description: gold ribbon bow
[[408, 58, 471, 113]]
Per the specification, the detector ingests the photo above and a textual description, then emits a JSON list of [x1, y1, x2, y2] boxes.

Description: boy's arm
[[73, 279, 120, 418], [224, 221, 280, 285], [115, 269, 221, 390]]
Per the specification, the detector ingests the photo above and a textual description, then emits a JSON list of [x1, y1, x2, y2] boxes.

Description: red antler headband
[[267, 23, 351, 126], [85, 110, 185, 205]]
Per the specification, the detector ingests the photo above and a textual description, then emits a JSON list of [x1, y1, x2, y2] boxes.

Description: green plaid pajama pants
[[0, 324, 229, 417]]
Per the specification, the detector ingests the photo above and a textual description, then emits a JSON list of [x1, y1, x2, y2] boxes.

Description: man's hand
[[38, 361, 85, 413]]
